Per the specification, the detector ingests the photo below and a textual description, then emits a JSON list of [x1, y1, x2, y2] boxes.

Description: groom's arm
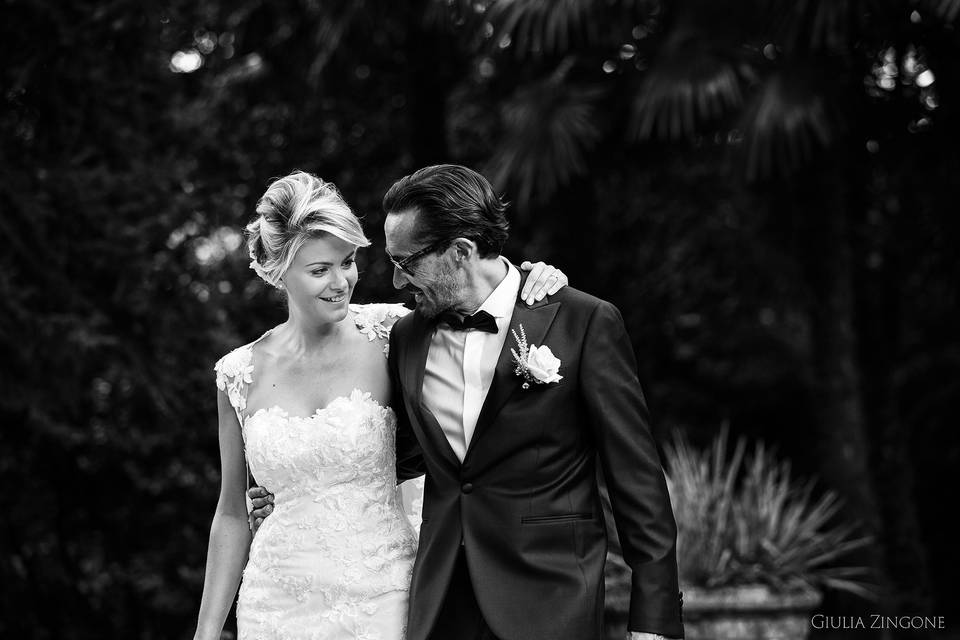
[[389, 321, 425, 483], [580, 300, 683, 639]]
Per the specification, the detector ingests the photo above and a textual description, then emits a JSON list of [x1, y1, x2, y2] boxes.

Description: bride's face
[[282, 234, 358, 325]]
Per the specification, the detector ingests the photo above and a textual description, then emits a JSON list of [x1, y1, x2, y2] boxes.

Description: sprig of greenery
[[510, 326, 530, 378]]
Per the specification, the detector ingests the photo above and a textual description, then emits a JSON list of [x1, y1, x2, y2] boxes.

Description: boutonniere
[[510, 325, 563, 389]]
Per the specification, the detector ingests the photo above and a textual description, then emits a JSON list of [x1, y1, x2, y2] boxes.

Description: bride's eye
[[342, 257, 356, 268], [311, 268, 328, 276]]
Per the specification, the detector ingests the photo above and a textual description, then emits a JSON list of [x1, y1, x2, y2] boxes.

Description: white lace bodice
[[214, 303, 420, 640], [214, 303, 410, 417]]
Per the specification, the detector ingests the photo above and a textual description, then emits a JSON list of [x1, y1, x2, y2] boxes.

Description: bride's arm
[[194, 389, 252, 640]]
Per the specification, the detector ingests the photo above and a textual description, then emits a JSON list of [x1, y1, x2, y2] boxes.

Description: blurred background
[[2, 0, 958, 638]]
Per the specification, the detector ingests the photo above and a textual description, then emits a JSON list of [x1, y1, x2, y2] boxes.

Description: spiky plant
[[664, 428, 875, 597]]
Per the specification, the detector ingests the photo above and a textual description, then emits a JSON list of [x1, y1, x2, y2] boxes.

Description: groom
[[251, 165, 683, 640], [382, 165, 682, 640]]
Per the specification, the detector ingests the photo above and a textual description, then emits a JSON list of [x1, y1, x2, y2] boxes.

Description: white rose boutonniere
[[510, 325, 563, 389], [526, 345, 563, 383]]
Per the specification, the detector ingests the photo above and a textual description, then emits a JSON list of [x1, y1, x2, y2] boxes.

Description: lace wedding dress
[[214, 303, 422, 640]]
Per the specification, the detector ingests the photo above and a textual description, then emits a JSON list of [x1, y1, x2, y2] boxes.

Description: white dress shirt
[[421, 259, 520, 462]]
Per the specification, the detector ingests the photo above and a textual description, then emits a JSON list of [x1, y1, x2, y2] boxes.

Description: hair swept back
[[382, 164, 509, 258], [246, 170, 369, 287]]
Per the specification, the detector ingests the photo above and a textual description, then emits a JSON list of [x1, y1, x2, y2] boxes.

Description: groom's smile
[[384, 208, 464, 318]]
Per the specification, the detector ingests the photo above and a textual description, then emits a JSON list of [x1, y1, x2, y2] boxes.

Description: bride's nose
[[330, 268, 348, 291]]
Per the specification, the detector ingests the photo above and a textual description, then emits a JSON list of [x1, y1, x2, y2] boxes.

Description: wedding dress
[[214, 303, 422, 640]]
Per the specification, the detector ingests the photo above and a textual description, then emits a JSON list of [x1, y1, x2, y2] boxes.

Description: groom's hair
[[382, 164, 509, 258]]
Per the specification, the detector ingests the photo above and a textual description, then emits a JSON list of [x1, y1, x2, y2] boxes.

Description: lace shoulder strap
[[214, 344, 255, 417], [350, 303, 411, 355]]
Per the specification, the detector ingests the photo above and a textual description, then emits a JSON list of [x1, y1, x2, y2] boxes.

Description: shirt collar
[[476, 257, 520, 320]]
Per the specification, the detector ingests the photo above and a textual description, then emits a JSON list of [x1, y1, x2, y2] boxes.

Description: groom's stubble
[[384, 205, 489, 318], [413, 258, 467, 319]]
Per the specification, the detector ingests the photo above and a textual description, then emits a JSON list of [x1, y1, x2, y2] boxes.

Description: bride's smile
[[281, 234, 358, 325]]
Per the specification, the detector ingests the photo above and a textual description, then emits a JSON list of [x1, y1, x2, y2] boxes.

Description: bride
[[193, 171, 566, 640]]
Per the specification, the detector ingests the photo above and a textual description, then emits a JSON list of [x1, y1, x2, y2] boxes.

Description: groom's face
[[384, 209, 465, 318]]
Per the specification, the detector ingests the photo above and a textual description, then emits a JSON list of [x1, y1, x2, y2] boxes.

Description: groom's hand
[[248, 486, 275, 534]]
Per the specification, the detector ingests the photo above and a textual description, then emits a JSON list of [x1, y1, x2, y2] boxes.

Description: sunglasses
[[386, 240, 448, 275]]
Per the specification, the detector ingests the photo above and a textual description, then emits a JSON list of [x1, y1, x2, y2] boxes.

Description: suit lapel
[[403, 309, 432, 411], [402, 309, 461, 466], [464, 294, 561, 462]]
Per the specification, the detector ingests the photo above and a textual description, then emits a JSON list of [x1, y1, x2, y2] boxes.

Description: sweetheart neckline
[[244, 389, 390, 424]]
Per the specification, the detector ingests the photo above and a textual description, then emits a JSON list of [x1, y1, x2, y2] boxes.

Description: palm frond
[[926, 0, 960, 22], [759, 0, 875, 53], [486, 0, 596, 57], [486, 59, 603, 206], [630, 31, 743, 141], [739, 72, 835, 181]]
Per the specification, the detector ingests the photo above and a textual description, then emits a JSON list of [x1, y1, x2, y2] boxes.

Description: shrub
[[664, 428, 874, 598]]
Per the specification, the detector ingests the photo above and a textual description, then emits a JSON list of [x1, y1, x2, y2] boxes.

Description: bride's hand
[[248, 485, 275, 534], [519, 261, 568, 305]]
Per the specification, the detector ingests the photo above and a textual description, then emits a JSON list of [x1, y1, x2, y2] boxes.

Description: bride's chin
[[325, 306, 350, 323], [321, 305, 346, 317]]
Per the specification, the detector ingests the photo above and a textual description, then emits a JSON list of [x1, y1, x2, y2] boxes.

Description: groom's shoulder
[[547, 285, 610, 311], [545, 286, 623, 324], [390, 305, 419, 336]]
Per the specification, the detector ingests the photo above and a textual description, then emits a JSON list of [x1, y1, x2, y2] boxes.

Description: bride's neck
[[275, 313, 343, 356]]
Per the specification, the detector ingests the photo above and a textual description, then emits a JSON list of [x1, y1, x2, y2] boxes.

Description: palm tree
[[430, 0, 960, 614]]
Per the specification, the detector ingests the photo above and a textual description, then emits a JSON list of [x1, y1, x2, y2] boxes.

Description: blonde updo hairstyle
[[246, 171, 370, 288]]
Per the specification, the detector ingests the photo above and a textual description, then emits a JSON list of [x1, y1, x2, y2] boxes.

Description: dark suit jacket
[[391, 280, 683, 640]]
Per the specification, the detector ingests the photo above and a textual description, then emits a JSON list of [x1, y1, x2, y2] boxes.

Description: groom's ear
[[450, 237, 477, 262]]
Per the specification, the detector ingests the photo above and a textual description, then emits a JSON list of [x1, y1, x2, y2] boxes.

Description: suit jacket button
[[461, 482, 474, 494]]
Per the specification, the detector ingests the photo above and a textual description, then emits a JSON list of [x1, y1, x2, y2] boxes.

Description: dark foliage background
[[2, 0, 958, 638]]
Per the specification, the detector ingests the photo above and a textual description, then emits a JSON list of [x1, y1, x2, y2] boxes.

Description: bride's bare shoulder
[[214, 326, 280, 382]]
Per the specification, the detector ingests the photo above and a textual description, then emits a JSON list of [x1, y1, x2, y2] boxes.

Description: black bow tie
[[438, 309, 499, 333]]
